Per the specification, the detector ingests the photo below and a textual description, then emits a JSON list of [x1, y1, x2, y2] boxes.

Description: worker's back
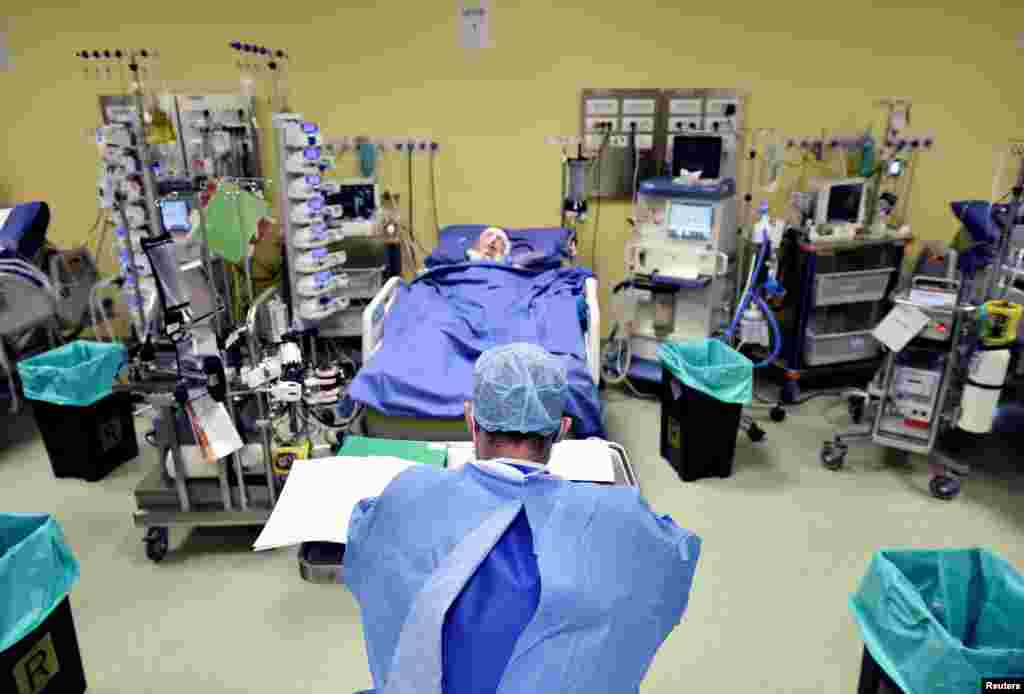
[[345, 462, 701, 694]]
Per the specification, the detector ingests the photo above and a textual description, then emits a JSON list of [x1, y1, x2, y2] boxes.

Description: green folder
[[205, 188, 269, 264], [335, 435, 447, 468]]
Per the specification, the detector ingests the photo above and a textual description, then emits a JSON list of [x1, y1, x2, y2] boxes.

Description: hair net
[[473, 343, 568, 435]]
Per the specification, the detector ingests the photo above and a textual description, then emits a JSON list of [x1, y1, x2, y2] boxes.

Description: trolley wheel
[[145, 527, 169, 563], [929, 475, 961, 501], [747, 422, 766, 443], [821, 441, 848, 470], [848, 397, 866, 425], [770, 405, 786, 422], [782, 380, 800, 404]]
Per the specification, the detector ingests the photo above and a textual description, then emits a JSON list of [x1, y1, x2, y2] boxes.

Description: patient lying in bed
[[466, 227, 510, 263]]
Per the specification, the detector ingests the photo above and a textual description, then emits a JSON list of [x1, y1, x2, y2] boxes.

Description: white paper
[[460, 0, 491, 49], [253, 456, 415, 550], [873, 304, 931, 352], [0, 208, 12, 228], [188, 395, 244, 461], [548, 439, 616, 482]]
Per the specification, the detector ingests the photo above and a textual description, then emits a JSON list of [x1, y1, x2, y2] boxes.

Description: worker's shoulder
[[565, 484, 697, 544]]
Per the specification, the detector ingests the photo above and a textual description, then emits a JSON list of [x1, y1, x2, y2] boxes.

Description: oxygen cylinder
[[957, 349, 1010, 433]]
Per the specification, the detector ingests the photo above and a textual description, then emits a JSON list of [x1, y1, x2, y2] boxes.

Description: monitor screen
[[826, 183, 864, 223], [671, 135, 723, 179], [667, 202, 713, 241], [159, 199, 190, 231], [325, 183, 377, 220]]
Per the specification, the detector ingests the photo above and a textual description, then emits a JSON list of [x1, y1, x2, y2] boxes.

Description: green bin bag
[[17, 341, 126, 406], [658, 339, 752, 405], [0, 514, 80, 652], [851, 548, 1024, 693]]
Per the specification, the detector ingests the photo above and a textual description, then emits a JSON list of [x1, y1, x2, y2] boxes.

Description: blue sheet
[[427, 225, 573, 270], [349, 262, 604, 437]]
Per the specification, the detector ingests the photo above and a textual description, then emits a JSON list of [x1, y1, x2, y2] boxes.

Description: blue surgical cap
[[473, 343, 568, 435]]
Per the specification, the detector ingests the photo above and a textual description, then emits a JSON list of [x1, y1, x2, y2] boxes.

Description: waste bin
[[17, 341, 137, 481], [658, 339, 752, 481], [0, 514, 85, 694], [851, 548, 1024, 694]]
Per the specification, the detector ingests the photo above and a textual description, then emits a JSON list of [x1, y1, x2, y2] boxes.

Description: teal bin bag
[[658, 339, 752, 405], [0, 514, 80, 652], [17, 340, 126, 406], [851, 548, 1024, 693]]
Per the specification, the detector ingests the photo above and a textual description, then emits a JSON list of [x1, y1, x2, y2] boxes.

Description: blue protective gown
[[345, 459, 701, 694]]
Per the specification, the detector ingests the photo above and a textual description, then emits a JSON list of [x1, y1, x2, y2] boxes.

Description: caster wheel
[[929, 475, 961, 500], [747, 422, 766, 442], [770, 405, 786, 422], [821, 441, 847, 470], [848, 397, 866, 425], [145, 527, 169, 563], [782, 380, 800, 405]]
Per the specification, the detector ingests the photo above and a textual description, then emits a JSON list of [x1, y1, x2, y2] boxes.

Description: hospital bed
[[0, 203, 98, 412], [349, 225, 602, 441], [297, 438, 638, 584]]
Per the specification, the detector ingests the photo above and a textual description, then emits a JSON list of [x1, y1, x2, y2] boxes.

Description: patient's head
[[469, 227, 510, 262], [465, 343, 572, 464]]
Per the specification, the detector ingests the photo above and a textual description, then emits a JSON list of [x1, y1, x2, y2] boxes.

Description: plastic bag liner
[[0, 514, 80, 653], [850, 548, 1024, 694], [658, 339, 752, 405], [17, 340, 126, 406]]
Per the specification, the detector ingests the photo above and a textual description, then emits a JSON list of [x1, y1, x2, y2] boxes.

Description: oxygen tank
[[957, 349, 1010, 433]]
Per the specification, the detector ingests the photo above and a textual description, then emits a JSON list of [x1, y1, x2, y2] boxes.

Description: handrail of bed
[[362, 276, 402, 361], [584, 277, 600, 385]]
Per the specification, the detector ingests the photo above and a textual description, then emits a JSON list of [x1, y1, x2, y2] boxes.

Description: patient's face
[[475, 229, 509, 260]]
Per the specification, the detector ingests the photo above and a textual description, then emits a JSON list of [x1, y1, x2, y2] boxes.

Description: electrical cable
[[429, 148, 441, 237], [591, 134, 607, 269]]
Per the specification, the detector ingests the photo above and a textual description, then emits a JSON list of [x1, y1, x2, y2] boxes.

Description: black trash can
[[0, 514, 85, 694], [658, 339, 752, 482], [31, 391, 138, 481], [17, 341, 135, 482], [660, 365, 743, 481]]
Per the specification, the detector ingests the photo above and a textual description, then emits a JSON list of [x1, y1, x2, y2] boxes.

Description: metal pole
[[983, 158, 1024, 301], [165, 402, 191, 512], [195, 203, 223, 337], [246, 330, 277, 507], [223, 392, 249, 511], [114, 205, 148, 339], [132, 91, 165, 238]]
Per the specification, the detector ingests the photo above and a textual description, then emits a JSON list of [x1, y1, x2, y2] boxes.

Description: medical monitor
[[325, 179, 379, 220], [159, 199, 190, 232], [671, 135, 723, 180], [814, 177, 867, 226], [666, 201, 714, 241]]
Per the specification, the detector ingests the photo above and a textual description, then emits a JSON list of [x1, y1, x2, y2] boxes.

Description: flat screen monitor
[[667, 201, 713, 241], [325, 182, 378, 220], [159, 199, 190, 232], [825, 182, 865, 224], [671, 135, 723, 179]]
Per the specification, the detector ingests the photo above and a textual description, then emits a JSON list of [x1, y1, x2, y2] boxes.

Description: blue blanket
[[349, 262, 604, 437]]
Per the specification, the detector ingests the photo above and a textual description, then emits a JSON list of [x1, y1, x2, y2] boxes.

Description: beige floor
[[1, 395, 1022, 693]]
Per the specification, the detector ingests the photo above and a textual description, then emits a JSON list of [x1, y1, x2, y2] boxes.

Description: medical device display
[[323, 179, 381, 237], [671, 135, 724, 179], [159, 199, 190, 232], [813, 178, 867, 226]]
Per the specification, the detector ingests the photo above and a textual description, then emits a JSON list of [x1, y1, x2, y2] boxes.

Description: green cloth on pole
[[205, 188, 268, 265], [335, 435, 448, 468]]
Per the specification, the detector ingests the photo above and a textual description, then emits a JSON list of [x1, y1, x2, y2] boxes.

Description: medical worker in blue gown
[[345, 343, 702, 694]]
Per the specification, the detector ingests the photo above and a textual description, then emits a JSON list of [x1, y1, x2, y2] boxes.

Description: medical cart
[[820, 278, 972, 499], [775, 230, 911, 402]]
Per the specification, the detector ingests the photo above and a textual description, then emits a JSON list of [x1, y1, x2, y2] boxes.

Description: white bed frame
[[362, 276, 602, 385]]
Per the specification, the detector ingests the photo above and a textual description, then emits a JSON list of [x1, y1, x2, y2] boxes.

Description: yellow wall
[[3, 0, 1023, 322]]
